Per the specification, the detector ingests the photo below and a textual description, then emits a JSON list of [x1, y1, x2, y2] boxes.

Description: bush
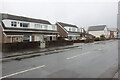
[[100, 34, 106, 40], [94, 37, 100, 41], [100, 35, 105, 38]]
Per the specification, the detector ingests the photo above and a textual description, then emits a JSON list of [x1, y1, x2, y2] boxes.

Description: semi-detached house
[[56, 22, 81, 40], [0, 13, 59, 44]]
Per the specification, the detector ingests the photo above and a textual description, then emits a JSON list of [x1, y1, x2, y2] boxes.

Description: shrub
[[100, 35, 105, 38], [100, 34, 106, 40], [94, 37, 100, 41]]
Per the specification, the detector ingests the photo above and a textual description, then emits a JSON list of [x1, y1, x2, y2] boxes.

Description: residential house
[[56, 22, 81, 40], [108, 28, 118, 39], [1, 13, 59, 44], [88, 25, 109, 38]]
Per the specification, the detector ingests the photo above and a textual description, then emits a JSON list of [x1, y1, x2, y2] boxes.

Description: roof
[[88, 25, 106, 31], [56, 22, 78, 28], [108, 28, 117, 32], [1, 13, 51, 25]]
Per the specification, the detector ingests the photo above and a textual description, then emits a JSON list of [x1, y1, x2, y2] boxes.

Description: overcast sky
[[0, 0, 119, 29]]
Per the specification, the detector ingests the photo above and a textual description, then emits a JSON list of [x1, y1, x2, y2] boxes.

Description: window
[[69, 28, 71, 31], [35, 35, 43, 41], [20, 23, 29, 27], [12, 36, 23, 42], [44, 25, 48, 29], [20, 23, 23, 27], [11, 21, 17, 27], [23, 23, 29, 27], [72, 28, 76, 32], [52, 25, 56, 30], [23, 35, 30, 41], [34, 24, 42, 29]]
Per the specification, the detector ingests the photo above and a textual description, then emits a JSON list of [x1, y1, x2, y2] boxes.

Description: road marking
[[77, 47, 82, 49], [66, 52, 90, 60], [98, 49, 102, 51], [56, 50, 63, 52], [64, 49, 70, 51], [0, 65, 45, 79]]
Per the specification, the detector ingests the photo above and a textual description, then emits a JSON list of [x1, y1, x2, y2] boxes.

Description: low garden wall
[[2, 40, 74, 52], [2, 41, 40, 52], [46, 40, 73, 48]]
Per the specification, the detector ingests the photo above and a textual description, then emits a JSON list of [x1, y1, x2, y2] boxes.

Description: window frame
[[20, 22, 29, 28], [11, 21, 17, 27]]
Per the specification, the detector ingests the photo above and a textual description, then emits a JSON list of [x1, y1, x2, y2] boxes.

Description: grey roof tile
[[88, 25, 106, 31], [1, 13, 51, 24], [57, 22, 78, 28]]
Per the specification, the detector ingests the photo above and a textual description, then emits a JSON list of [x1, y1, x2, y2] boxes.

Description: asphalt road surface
[[1, 40, 118, 78]]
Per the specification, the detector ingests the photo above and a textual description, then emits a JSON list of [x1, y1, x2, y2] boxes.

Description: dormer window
[[72, 28, 76, 32], [20, 23, 23, 27], [34, 24, 42, 29], [23, 23, 29, 27], [44, 25, 48, 29], [52, 25, 55, 30], [20, 23, 29, 27], [69, 28, 71, 31], [11, 21, 17, 27]]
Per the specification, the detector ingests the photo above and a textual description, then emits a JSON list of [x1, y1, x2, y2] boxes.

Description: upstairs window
[[52, 25, 56, 30], [20, 23, 29, 27], [72, 28, 76, 32], [44, 25, 48, 29], [20, 23, 23, 27], [11, 21, 17, 27], [23, 23, 29, 27], [34, 24, 42, 29], [69, 28, 72, 31]]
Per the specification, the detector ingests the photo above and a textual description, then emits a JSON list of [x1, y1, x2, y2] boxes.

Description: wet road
[[1, 40, 118, 78]]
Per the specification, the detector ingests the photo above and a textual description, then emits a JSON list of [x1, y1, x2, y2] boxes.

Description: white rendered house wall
[[2, 19, 57, 31]]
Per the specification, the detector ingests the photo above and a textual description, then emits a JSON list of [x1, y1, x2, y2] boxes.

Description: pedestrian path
[[2, 44, 81, 58]]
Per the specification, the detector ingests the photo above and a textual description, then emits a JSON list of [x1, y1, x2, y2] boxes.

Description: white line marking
[[0, 65, 45, 79], [66, 52, 90, 60], [98, 49, 102, 51], [77, 47, 82, 49], [56, 50, 63, 52], [64, 49, 70, 51]]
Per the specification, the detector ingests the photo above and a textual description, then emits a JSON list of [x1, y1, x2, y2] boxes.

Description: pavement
[[113, 71, 119, 79], [1, 43, 83, 62], [113, 39, 120, 79], [1, 40, 118, 78]]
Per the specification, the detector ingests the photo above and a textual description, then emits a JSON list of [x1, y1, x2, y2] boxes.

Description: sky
[[0, 0, 119, 29]]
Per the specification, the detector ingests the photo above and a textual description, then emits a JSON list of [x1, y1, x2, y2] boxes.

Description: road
[[1, 40, 118, 78]]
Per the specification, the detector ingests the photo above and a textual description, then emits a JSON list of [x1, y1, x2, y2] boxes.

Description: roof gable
[[108, 28, 117, 32], [57, 22, 78, 28], [88, 25, 106, 31]]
